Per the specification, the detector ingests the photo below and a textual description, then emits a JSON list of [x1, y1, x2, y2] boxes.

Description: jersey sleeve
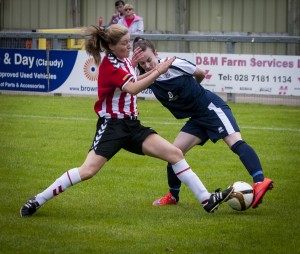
[[109, 67, 134, 90], [167, 57, 196, 76], [99, 56, 134, 90]]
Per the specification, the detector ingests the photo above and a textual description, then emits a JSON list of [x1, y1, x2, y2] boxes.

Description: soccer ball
[[226, 181, 254, 211]]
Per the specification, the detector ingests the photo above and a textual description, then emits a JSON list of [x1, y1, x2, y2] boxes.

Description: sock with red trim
[[172, 159, 210, 204], [36, 168, 81, 205]]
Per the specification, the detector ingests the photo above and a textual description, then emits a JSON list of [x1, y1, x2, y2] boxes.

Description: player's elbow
[[194, 67, 206, 83], [199, 70, 206, 79]]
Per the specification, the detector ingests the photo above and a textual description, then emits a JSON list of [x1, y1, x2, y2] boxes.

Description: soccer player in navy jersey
[[132, 37, 274, 208], [20, 25, 233, 217]]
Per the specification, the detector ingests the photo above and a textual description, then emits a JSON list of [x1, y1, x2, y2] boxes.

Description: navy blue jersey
[[150, 58, 213, 119], [149, 57, 239, 143]]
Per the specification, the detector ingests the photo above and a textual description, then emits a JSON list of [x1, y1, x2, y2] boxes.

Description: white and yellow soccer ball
[[226, 181, 254, 211]]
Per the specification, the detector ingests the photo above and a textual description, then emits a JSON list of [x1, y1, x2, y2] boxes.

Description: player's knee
[[172, 146, 184, 161], [231, 140, 246, 154], [78, 165, 98, 180]]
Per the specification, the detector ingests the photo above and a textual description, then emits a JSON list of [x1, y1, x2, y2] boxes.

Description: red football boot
[[252, 178, 274, 208], [152, 192, 178, 206]]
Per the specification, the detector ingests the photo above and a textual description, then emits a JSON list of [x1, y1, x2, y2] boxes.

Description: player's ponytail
[[83, 25, 107, 65], [83, 24, 129, 65]]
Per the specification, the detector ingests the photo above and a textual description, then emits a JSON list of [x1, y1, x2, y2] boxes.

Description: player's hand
[[131, 47, 143, 68], [155, 56, 176, 75], [112, 11, 119, 18]]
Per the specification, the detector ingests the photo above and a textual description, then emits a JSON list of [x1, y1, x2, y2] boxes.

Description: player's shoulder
[[170, 57, 196, 75], [160, 57, 195, 69], [99, 55, 120, 77], [107, 54, 121, 68], [160, 56, 185, 63], [175, 57, 195, 66]]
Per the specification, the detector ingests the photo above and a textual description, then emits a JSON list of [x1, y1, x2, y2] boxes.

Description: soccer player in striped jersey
[[132, 37, 274, 208], [20, 25, 233, 217]]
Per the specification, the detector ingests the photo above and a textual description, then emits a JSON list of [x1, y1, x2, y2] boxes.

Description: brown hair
[[84, 24, 129, 65]]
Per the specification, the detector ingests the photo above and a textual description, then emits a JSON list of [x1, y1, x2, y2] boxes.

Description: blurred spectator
[[108, 1, 125, 26], [118, 3, 144, 34]]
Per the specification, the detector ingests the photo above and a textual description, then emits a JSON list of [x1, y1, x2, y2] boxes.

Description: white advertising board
[[50, 50, 99, 95], [1, 49, 299, 97], [196, 53, 300, 96]]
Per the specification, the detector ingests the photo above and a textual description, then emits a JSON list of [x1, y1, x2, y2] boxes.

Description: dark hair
[[133, 36, 156, 53], [84, 24, 128, 65], [115, 0, 125, 7], [133, 37, 156, 74]]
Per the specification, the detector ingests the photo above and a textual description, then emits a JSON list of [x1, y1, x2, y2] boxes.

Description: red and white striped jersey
[[94, 53, 138, 119]]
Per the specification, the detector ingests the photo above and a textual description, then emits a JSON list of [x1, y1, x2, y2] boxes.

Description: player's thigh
[[173, 131, 201, 154], [142, 134, 183, 164]]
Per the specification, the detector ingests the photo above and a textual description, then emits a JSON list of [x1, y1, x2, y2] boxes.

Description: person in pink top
[[118, 3, 144, 34]]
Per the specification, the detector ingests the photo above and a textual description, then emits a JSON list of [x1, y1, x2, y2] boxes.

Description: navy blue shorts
[[181, 101, 240, 145], [90, 118, 157, 160]]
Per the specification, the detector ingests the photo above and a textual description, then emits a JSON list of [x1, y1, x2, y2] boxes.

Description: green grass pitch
[[0, 94, 299, 254]]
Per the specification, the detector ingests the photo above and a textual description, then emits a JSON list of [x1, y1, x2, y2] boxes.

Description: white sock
[[36, 168, 81, 205], [172, 159, 210, 204]]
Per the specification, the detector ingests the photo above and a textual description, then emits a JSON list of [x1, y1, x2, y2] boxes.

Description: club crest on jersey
[[168, 91, 179, 101]]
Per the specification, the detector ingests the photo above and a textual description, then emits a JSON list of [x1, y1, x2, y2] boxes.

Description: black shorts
[[90, 118, 157, 160]]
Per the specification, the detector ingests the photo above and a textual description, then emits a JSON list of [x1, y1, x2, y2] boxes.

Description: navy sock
[[167, 163, 181, 201], [231, 140, 264, 183]]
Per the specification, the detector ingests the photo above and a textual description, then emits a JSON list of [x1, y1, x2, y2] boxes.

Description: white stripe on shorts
[[208, 102, 235, 135]]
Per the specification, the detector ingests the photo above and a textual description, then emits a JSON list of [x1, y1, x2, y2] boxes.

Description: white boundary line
[[1, 113, 299, 132]]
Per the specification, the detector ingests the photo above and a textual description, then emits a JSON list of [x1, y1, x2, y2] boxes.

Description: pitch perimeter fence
[[0, 31, 300, 106]]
